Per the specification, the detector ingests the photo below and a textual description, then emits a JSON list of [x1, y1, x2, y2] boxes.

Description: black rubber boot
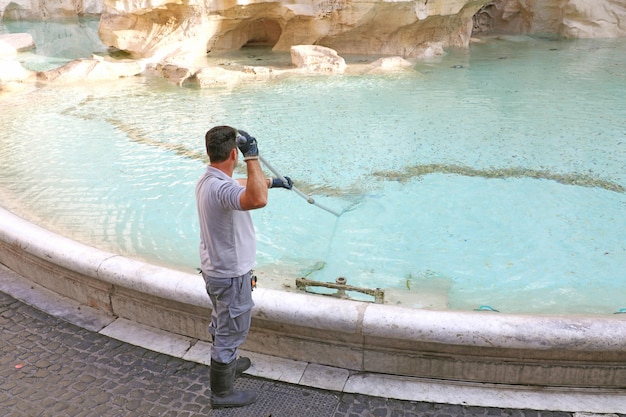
[[210, 359, 257, 409], [209, 332, 249, 376], [235, 357, 251, 376]]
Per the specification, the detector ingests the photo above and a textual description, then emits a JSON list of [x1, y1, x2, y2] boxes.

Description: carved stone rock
[[290, 44, 346, 73], [36, 56, 144, 83]]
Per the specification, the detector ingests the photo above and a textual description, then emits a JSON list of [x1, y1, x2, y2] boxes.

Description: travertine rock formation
[[1, 0, 625, 68], [290, 45, 346, 73], [0, 0, 102, 19], [95, 0, 626, 61], [474, 0, 626, 38], [36, 56, 144, 83], [2, 0, 625, 62], [95, 0, 491, 61], [0, 33, 34, 57], [0, 33, 36, 90]]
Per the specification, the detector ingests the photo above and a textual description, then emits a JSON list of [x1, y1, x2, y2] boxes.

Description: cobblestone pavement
[[0, 291, 616, 417]]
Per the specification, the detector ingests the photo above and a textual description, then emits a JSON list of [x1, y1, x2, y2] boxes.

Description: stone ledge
[[1, 205, 625, 389], [1, 262, 625, 412]]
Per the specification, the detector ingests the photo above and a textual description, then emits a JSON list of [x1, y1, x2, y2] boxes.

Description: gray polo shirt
[[196, 166, 256, 278]]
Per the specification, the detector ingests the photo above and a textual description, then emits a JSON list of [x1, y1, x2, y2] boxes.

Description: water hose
[[259, 155, 341, 217]]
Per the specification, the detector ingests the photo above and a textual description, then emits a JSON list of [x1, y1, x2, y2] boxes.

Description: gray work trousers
[[202, 271, 254, 364]]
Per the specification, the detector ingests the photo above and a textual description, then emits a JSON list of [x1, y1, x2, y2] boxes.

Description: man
[[196, 126, 292, 409]]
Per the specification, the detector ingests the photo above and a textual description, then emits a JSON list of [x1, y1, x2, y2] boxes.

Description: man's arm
[[240, 159, 268, 210], [236, 178, 271, 188], [236, 129, 292, 210], [236, 130, 268, 211]]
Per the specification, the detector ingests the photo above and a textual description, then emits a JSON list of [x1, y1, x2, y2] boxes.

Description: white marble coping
[[1, 205, 625, 354]]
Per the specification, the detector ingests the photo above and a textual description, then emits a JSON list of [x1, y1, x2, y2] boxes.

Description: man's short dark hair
[[205, 125, 237, 163]]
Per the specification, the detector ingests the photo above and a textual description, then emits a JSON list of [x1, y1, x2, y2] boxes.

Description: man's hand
[[270, 176, 293, 190], [236, 130, 259, 159]]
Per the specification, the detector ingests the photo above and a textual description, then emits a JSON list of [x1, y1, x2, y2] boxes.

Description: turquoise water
[[1, 21, 625, 313]]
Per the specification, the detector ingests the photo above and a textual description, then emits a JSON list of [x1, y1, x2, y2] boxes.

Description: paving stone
[[2, 290, 625, 417]]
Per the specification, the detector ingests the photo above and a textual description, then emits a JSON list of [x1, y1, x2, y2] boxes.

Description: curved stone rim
[[1, 206, 625, 389]]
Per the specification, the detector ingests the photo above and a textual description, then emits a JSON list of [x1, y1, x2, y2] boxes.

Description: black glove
[[236, 130, 259, 159], [270, 176, 293, 190]]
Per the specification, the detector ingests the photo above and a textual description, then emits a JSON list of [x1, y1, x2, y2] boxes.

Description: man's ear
[[231, 147, 239, 161]]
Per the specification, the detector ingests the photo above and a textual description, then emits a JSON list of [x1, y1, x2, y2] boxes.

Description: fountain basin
[[1, 206, 625, 389]]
